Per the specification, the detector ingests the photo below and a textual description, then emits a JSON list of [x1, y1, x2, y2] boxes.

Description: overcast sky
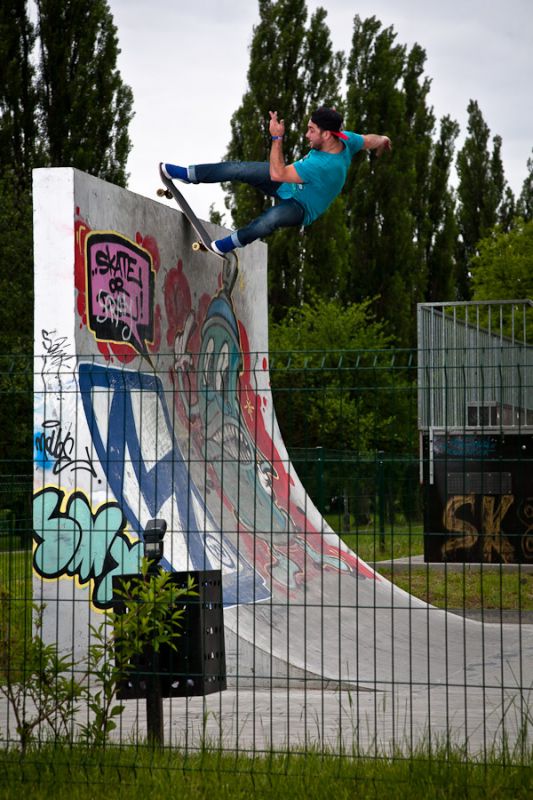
[[108, 0, 533, 222]]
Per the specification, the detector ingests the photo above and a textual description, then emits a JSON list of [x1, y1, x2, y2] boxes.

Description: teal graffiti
[[33, 487, 143, 609]]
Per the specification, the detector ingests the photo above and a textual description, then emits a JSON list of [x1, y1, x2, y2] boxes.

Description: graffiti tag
[[33, 487, 143, 609], [434, 435, 497, 458], [40, 329, 75, 400], [34, 420, 98, 478], [442, 493, 515, 562], [42, 329, 75, 368], [86, 232, 154, 355]]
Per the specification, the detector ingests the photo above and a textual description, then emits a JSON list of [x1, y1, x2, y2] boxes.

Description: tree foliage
[[470, 219, 533, 302], [517, 149, 533, 222], [269, 297, 415, 455], [344, 16, 459, 345], [455, 100, 513, 297], [225, 3, 531, 348], [0, 0, 39, 183], [36, 0, 134, 186], [225, 0, 345, 315]]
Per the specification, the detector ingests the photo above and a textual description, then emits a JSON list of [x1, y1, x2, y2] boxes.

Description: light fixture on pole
[[143, 518, 167, 568]]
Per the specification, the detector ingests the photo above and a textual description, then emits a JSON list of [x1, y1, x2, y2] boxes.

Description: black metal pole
[[146, 556, 164, 746], [146, 646, 164, 745], [377, 450, 386, 553]]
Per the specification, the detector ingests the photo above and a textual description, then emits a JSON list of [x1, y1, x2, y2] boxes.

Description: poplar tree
[[0, 0, 39, 181], [517, 150, 533, 222], [344, 16, 457, 344], [425, 116, 460, 300], [36, 0, 134, 186], [0, 1, 39, 500], [455, 100, 512, 297], [224, 0, 345, 315], [0, 0, 37, 352]]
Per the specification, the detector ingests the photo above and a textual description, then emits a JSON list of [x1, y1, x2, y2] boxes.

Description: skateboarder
[[161, 107, 391, 256]]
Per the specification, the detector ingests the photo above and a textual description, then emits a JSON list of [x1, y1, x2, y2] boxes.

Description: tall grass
[[0, 743, 532, 799]]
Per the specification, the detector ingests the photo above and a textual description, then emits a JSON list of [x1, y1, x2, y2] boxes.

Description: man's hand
[[268, 110, 301, 183], [376, 135, 392, 157], [363, 133, 392, 157], [269, 110, 285, 138]]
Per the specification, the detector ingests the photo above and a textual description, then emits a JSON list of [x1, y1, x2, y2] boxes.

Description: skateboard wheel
[[192, 242, 201, 251]]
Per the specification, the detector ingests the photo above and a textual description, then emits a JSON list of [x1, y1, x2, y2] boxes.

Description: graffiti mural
[[78, 362, 268, 605], [33, 487, 143, 609], [167, 260, 376, 590]]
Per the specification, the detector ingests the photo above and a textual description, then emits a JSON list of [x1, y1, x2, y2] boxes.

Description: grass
[[0, 550, 33, 661], [0, 549, 32, 591], [380, 567, 533, 611], [328, 516, 533, 612], [326, 514, 424, 562], [0, 743, 533, 799]]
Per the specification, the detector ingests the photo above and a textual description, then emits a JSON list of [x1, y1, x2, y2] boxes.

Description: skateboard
[[157, 164, 227, 261]]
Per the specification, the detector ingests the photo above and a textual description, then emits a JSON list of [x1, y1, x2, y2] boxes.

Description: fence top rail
[[418, 299, 533, 309]]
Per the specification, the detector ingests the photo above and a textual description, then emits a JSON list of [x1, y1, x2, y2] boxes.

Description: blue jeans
[[189, 161, 305, 246]]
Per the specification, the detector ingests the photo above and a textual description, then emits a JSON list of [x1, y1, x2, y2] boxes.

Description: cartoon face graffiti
[[176, 291, 291, 537], [171, 272, 374, 590]]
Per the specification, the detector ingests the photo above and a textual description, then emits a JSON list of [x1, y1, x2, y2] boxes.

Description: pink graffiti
[[86, 232, 154, 355]]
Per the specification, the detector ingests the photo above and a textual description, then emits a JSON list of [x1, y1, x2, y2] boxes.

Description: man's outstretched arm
[[268, 110, 302, 183], [363, 134, 392, 157]]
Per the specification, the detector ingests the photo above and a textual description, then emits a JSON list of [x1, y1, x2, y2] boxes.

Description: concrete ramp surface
[[32, 168, 533, 699]]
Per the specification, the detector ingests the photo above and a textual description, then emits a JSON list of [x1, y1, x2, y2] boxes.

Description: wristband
[[271, 135, 283, 140]]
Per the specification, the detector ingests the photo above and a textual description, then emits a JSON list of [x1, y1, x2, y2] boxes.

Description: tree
[[268, 297, 407, 452], [455, 100, 512, 297], [470, 219, 533, 302], [517, 149, 533, 222], [425, 115, 460, 301], [0, 0, 39, 182], [36, 0, 134, 186], [344, 16, 457, 344], [225, 0, 345, 316]]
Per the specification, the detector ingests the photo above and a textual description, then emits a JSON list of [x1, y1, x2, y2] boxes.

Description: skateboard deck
[[157, 165, 226, 261]]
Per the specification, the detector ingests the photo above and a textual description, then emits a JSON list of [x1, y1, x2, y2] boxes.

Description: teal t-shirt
[[276, 131, 365, 226]]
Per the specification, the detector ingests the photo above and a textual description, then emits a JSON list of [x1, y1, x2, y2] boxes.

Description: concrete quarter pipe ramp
[[31, 168, 533, 748]]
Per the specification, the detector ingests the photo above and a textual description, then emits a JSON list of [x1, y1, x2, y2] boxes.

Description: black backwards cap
[[310, 106, 348, 140]]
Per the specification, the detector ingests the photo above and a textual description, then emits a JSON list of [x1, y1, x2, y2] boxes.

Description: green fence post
[[315, 446, 325, 515], [377, 450, 386, 553]]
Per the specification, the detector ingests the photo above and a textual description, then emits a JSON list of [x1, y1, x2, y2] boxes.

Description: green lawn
[[326, 513, 424, 562], [380, 567, 533, 611], [0, 744, 532, 799]]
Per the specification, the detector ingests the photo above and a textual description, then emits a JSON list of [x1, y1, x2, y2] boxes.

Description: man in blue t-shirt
[[161, 107, 391, 256]]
